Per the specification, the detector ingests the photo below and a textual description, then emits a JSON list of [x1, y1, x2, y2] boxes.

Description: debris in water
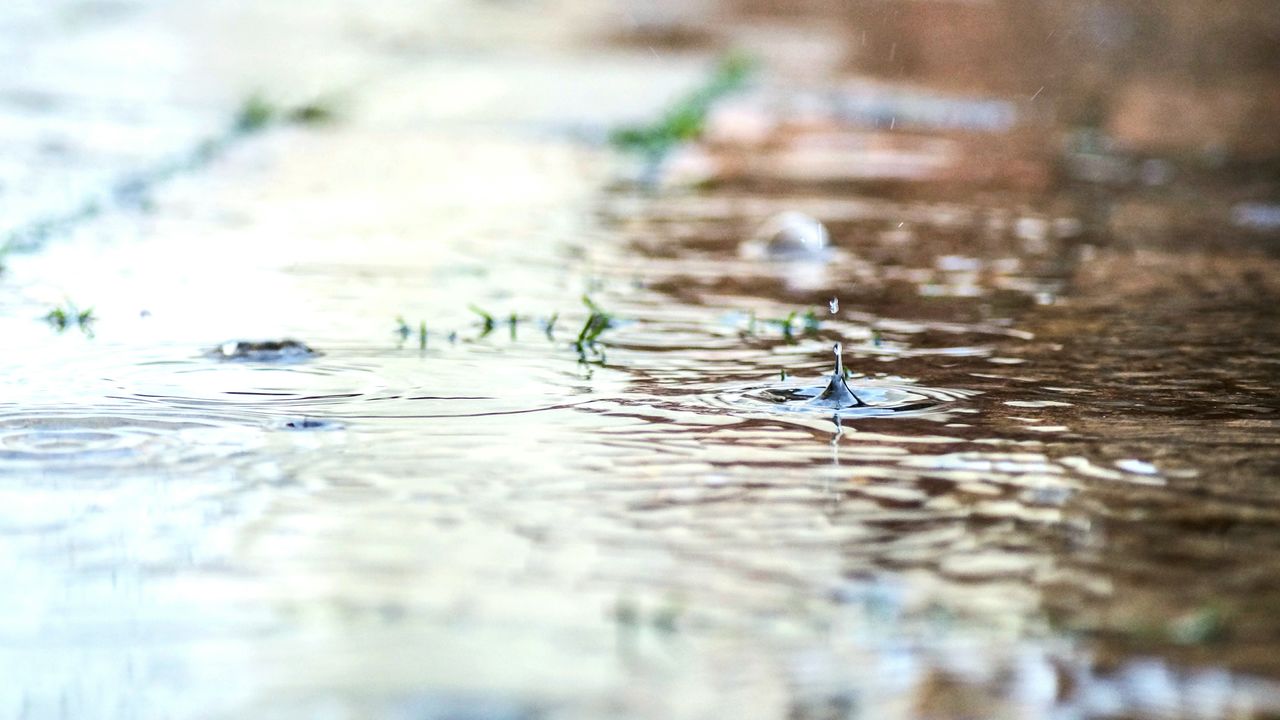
[[213, 339, 317, 362], [281, 418, 343, 431]]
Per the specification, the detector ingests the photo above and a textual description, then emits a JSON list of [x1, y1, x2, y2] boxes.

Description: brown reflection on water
[[4, 0, 1280, 718]]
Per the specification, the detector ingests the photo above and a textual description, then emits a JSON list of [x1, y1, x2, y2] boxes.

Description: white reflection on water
[[3, 1, 1280, 719]]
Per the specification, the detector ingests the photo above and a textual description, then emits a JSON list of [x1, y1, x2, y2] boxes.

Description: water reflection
[[3, 0, 1280, 718]]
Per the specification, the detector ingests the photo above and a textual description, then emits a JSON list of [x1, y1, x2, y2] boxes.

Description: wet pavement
[[3, 1, 1280, 719]]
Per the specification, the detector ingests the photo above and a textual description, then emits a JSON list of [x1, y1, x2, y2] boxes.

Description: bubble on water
[[740, 211, 830, 260]]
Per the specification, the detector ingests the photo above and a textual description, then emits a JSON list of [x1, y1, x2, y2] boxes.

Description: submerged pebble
[[740, 211, 830, 260], [212, 339, 318, 362]]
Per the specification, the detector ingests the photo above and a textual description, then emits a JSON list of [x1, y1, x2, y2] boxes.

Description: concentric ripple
[[108, 349, 597, 421], [708, 377, 979, 419], [0, 409, 262, 473]]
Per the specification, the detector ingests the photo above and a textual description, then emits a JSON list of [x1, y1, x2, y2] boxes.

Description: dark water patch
[[210, 339, 319, 363], [279, 417, 345, 431]]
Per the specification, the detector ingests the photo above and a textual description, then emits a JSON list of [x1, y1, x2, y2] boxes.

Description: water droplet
[[741, 211, 829, 260], [828, 297, 839, 314]]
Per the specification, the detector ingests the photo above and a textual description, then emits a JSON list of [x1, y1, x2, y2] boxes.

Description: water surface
[[2, 1, 1280, 719]]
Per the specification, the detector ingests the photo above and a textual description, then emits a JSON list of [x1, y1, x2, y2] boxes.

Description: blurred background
[[2, 1, 1279, 719]]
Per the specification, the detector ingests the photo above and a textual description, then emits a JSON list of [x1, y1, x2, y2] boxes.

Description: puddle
[[2, 1, 1280, 719], [0, 408, 261, 474]]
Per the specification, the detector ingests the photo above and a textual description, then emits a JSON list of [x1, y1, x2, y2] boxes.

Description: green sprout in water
[[469, 304, 496, 337], [765, 311, 798, 342], [287, 98, 339, 125], [44, 302, 95, 335], [543, 312, 559, 339], [610, 52, 756, 164], [393, 316, 428, 350], [234, 94, 276, 133], [235, 94, 342, 135], [574, 295, 615, 365], [1168, 605, 1229, 645], [802, 309, 821, 334], [758, 308, 823, 343]]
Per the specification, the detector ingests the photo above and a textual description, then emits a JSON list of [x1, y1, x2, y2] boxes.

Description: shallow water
[[3, 1, 1280, 719]]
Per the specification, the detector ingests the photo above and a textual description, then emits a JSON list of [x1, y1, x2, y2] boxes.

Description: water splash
[[808, 343, 863, 409]]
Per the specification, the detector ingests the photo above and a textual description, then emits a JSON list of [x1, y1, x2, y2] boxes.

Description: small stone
[[212, 339, 318, 362]]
